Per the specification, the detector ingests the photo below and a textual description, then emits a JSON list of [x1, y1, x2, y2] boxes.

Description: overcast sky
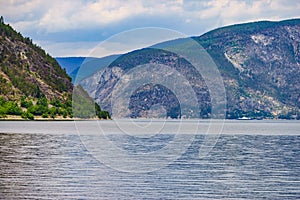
[[1, 0, 299, 57]]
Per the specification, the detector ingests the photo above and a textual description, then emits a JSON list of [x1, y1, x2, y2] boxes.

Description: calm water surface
[[0, 120, 299, 199]]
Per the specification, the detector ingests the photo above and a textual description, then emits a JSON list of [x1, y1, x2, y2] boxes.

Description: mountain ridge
[[80, 18, 300, 119], [195, 18, 300, 118], [55, 55, 120, 83]]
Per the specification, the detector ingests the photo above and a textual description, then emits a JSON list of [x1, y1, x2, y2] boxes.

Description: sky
[[0, 0, 299, 57]]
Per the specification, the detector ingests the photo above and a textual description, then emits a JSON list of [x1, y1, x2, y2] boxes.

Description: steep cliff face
[[83, 49, 211, 118], [81, 19, 300, 119], [197, 19, 300, 118], [0, 19, 72, 100]]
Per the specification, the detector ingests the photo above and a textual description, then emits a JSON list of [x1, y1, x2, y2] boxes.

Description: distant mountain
[[55, 57, 86, 75], [56, 55, 119, 83], [81, 19, 300, 119]]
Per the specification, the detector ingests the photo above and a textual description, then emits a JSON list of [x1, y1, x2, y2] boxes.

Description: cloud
[[2, 0, 185, 33], [0, 0, 43, 19], [1, 0, 299, 56], [35, 40, 99, 57], [3, 0, 299, 33], [196, 0, 300, 30], [37, 0, 144, 32]]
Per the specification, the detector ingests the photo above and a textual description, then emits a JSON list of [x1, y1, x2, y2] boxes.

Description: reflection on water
[[0, 131, 299, 199]]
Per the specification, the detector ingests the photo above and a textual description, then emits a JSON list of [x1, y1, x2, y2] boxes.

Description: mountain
[[195, 19, 300, 119], [55, 57, 86, 75], [55, 55, 119, 83], [0, 17, 109, 120], [0, 19, 72, 100], [80, 19, 300, 119]]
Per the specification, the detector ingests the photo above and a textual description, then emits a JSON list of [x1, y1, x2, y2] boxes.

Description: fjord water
[[0, 120, 299, 199]]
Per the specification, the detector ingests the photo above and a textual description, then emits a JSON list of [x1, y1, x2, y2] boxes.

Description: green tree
[[48, 107, 57, 119], [50, 98, 62, 107], [21, 111, 34, 120], [95, 103, 111, 119], [5, 101, 22, 115], [37, 95, 48, 107], [20, 96, 33, 108]]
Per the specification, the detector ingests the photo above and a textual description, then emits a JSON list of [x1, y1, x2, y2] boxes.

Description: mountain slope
[[55, 57, 86, 75], [55, 55, 120, 83], [0, 20, 72, 100], [81, 19, 300, 119], [0, 17, 110, 120], [196, 19, 300, 118]]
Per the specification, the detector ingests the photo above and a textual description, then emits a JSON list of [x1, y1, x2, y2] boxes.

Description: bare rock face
[[197, 19, 300, 118], [82, 19, 300, 119]]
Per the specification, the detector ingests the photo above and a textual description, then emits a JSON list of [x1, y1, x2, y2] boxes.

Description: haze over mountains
[[68, 19, 300, 119], [56, 55, 119, 83]]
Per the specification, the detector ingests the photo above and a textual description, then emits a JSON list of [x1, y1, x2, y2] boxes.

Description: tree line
[[0, 94, 110, 120]]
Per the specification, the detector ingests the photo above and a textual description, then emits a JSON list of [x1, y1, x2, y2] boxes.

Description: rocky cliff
[[197, 19, 300, 119], [81, 19, 300, 119]]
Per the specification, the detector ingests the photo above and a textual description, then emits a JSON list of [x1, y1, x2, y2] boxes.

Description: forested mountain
[[81, 19, 300, 119], [0, 19, 72, 100], [0, 17, 109, 120]]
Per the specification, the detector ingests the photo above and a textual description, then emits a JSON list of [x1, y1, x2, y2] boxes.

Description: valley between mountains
[[0, 17, 299, 120]]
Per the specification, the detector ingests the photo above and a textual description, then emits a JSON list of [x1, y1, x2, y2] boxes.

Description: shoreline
[[0, 115, 102, 121], [0, 116, 298, 121]]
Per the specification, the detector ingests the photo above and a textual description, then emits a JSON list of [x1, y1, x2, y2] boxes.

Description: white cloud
[[1, 0, 299, 56], [2, 0, 185, 33], [37, 0, 145, 32], [0, 0, 43, 19], [3, 0, 299, 34], [196, 0, 300, 30], [36, 40, 99, 57]]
